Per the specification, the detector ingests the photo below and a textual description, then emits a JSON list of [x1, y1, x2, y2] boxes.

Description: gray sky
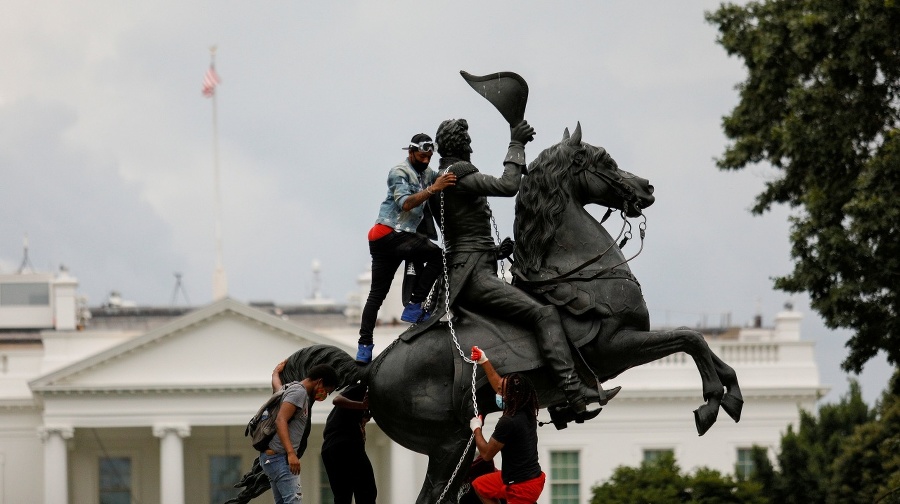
[[1, 1, 892, 406]]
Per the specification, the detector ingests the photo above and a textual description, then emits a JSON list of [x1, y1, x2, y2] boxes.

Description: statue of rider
[[428, 118, 620, 417]]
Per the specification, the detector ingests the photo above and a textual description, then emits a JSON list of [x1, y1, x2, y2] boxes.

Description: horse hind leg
[[417, 429, 475, 504]]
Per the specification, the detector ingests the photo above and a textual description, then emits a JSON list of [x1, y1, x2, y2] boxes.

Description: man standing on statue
[[356, 133, 457, 363], [427, 118, 619, 417]]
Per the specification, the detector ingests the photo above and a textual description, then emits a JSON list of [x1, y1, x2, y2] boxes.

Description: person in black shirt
[[469, 346, 546, 504], [321, 382, 376, 504]]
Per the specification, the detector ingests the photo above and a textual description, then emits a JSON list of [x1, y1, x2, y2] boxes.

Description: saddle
[[398, 297, 600, 391]]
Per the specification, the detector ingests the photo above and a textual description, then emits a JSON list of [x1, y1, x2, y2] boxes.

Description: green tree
[[744, 446, 777, 494], [689, 467, 767, 504], [746, 380, 874, 503], [830, 369, 900, 503], [591, 453, 687, 504], [590, 453, 767, 504], [706, 0, 900, 373]]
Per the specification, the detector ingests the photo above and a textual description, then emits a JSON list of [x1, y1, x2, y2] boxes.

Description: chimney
[[53, 265, 78, 330], [774, 301, 803, 341]]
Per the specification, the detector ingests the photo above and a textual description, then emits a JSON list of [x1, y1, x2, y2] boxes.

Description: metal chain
[[438, 190, 480, 418], [434, 189, 480, 504], [489, 210, 506, 283]]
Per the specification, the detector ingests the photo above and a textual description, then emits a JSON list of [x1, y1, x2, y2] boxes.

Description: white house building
[[0, 266, 825, 504]]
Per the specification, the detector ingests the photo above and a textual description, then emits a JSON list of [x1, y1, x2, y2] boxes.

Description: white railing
[[716, 343, 780, 364], [646, 342, 782, 366]]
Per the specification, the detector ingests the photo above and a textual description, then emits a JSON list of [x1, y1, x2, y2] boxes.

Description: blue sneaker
[[356, 343, 374, 363], [401, 302, 429, 323]]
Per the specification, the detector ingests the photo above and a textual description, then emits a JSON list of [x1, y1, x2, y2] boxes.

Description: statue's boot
[[581, 383, 622, 407], [535, 306, 620, 418]]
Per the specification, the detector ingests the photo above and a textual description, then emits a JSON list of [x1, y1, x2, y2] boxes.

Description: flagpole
[[209, 45, 228, 301]]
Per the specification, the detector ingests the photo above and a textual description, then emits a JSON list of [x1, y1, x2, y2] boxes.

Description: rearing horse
[[238, 124, 744, 504], [511, 123, 741, 428]]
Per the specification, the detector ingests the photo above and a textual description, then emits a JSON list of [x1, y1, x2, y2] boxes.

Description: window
[[643, 448, 674, 463], [210, 455, 242, 504], [550, 450, 579, 504], [736, 448, 756, 479], [0, 283, 49, 306], [320, 465, 334, 504], [99, 457, 132, 504]]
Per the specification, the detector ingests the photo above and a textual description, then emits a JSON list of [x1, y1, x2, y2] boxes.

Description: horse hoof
[[721, 393, 743, 423], [693, 402, 719, 436]]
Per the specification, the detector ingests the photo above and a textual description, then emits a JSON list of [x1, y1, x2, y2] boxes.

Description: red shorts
[[472, 470, 545, 504]]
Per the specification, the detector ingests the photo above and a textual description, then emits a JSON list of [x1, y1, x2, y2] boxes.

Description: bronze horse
[[230, 124, 742, 504]]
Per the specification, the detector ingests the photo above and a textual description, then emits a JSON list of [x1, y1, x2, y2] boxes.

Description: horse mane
[[514, 124, 614, 274], [514, 140, 577, 274]]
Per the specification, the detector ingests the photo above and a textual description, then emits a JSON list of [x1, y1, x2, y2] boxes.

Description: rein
[[514, 213, 647, 288], [515, 155, 649, 288]]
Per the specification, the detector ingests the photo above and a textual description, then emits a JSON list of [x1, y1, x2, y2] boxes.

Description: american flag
[[202, 66, 220, 97]]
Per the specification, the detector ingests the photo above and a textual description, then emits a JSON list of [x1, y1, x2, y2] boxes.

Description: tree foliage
[[706, 0, 900, 372], [764, 381, 874, 502], [590, 453, 766, 504], [590, 375, 900, 504], [830, 371, 900, 503], [745, 375, 900, 503]]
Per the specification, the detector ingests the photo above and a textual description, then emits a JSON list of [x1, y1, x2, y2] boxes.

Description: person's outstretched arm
[[471, 346, 502, 394]]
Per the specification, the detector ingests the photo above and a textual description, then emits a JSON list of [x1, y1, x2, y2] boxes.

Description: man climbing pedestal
[[357, 133, 457, 363]]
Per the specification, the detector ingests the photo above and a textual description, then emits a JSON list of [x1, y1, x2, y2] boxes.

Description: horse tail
[[281, 344, 370, 390]]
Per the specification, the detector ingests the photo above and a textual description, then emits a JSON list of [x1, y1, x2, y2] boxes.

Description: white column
[[39, 425, 73, 504], [153, 423, 191, 504]]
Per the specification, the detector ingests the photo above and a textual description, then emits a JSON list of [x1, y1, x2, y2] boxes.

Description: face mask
[[495, 394, 505, 410], [315, 386, 328, 402]]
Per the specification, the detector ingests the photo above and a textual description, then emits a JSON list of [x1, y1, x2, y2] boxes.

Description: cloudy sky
[[1, 1, 891, 405]]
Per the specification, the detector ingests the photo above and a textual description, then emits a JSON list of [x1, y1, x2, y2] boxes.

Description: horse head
[[514, 123, 655, 273], [561, 122, 655, 216]]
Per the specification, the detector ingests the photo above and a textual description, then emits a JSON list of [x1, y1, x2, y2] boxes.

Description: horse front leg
[[590, 328, 725, 435], [668, 327, 729, 435], [710, 351, 743, 422]]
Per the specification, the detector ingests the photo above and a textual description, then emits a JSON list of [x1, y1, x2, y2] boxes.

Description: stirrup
[[547, 402, 603, 430]]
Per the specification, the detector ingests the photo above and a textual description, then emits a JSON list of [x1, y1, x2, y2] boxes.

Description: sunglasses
[[408, 141, 435, 152]]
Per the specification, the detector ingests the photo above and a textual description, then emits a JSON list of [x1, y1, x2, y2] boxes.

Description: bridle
[[513, 158, 649, 288], [576, 153, 645, 219]]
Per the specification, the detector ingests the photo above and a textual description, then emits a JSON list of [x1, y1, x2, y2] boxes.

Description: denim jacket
[[375, 159, 437, 233]]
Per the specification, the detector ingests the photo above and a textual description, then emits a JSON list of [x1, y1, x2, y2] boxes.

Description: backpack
[[245, 384, 295, 452]]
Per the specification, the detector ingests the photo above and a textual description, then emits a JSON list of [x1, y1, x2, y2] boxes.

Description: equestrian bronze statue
[[228, 72, 742, 504]]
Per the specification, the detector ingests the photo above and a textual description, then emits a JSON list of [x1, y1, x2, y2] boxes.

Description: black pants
[[358, 231, 442, 345], [321, 442, 377, 504], [455, 253, 584, 401]]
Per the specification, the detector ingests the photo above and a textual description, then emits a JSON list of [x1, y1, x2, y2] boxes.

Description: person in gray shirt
[[260, 361, 339, 504]]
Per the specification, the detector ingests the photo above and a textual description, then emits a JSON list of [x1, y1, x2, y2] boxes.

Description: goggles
[[407, 141, 435, 152]]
